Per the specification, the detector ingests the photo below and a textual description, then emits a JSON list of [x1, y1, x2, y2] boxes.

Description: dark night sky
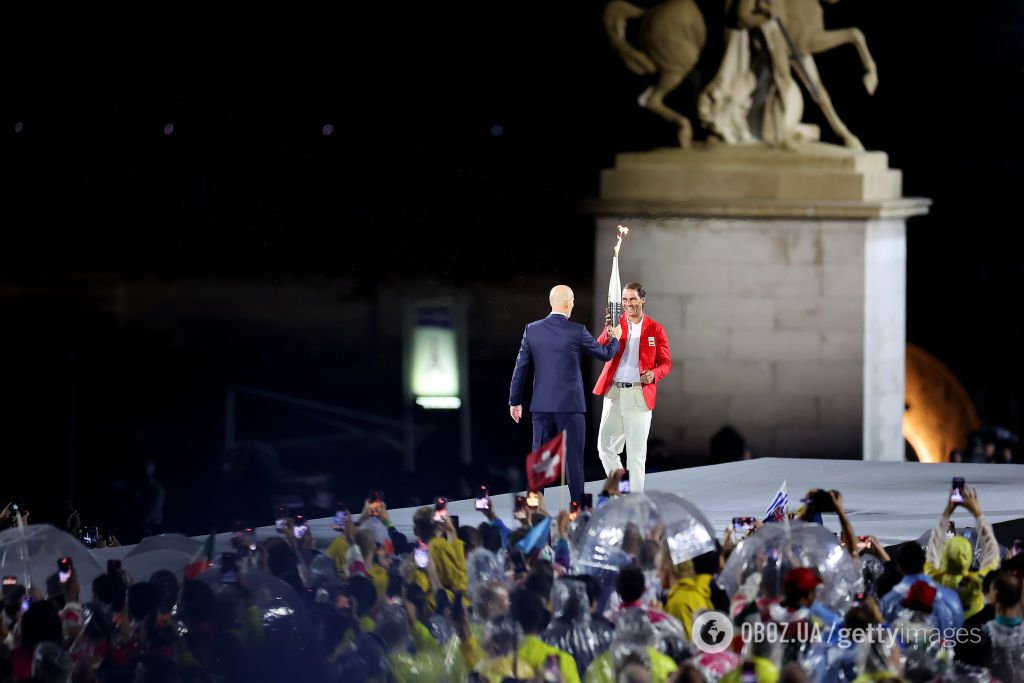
[[3, 2, 1022, 538]]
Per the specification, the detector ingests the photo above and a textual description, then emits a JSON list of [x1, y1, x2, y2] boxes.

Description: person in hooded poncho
[[584, 608, 678, 683], [542, 577, 613, 675], [925, 486, 1000, 620]]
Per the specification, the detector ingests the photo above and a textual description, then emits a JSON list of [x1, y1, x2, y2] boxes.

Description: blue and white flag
[[764, 480, 788, 521]]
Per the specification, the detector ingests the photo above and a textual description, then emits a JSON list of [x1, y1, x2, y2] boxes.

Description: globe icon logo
[[692, 611, 734, 654]]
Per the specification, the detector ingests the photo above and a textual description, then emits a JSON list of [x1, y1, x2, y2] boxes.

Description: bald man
[[509, 285, 622, 503]]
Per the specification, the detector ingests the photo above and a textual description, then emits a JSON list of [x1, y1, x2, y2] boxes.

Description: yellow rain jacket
[[665, 573, 714, 640], [518, 634, 581, 683], [585, 646, 677, 683], [474, 654, 536, 683], [325, 535, 350, 575], [926, 514, 999, 619], [721, 657, 779, 683], [428, 536, 468, 593]]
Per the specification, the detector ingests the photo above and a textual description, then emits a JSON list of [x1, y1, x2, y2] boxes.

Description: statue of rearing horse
[[603, 0, 879, 149]]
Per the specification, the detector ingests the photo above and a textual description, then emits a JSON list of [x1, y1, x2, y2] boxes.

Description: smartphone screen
[[514, 495, 527, 520], [275, 505, 287, 530], [618, 471, 630, 494], [950, 477, 965, 504], [433, 497, 448, 523], [856, 535, 871, 551], [293, 514, 307, 539], [545, 654, 562, 678], [570, 501, 580, 520], [414, 542, 430, 569], [221, 552, 238, 583], [732, 517, 756, 532], [2, 576, 17, 587], [475, 486, 489, 510], [526, 492, 539, 508], [333, 503, 348, 528]]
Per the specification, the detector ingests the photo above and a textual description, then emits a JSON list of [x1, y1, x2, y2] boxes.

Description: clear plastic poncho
[[541, 578, 613, 674], [584, 609, 679, 683], [466, 548, 509, 625]]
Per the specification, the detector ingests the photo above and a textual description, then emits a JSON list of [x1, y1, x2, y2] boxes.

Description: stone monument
[[590, 0, 930, 461]]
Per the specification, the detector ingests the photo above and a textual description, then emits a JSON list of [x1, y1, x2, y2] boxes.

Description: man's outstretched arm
[[509, 326, 532, 422], [582, 324, 620, 361]]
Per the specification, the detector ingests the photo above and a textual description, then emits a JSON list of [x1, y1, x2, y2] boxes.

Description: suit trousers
[[597, 385, 653, 493], [531, 412, 586, 503]]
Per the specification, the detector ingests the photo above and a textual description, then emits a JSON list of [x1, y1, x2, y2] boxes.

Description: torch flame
[[613, 225, 630, 257]]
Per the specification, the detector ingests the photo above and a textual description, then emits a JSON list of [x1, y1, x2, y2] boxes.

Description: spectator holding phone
[[509, 588, 581, 683], [476, 492, 513, 549], [798, 489, 857, 556], [411, 506, 468, 614], [927, 485, 1000, 619]]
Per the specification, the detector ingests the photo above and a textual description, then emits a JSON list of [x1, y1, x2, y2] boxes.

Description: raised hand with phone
[[927, 479, 1000, 604]]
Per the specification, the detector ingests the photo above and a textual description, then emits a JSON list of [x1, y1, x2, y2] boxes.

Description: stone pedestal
[[587, 142, 930, 461]]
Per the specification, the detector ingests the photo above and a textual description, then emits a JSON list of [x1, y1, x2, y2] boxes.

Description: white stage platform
[[377, 458, 1024, 547], [95, 458, 1024, 565]]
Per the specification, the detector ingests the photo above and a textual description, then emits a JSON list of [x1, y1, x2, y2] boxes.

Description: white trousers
[[597, 385, 653, 493]]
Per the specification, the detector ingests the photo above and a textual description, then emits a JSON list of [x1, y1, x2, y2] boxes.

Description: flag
[[764, 481, 788, 522], [525, 431, 565, 493], [516, 516, 552, 555], [184, 531, 217, 579]]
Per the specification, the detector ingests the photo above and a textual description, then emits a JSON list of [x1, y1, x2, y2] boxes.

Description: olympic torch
[[607, 225, 629, 326]]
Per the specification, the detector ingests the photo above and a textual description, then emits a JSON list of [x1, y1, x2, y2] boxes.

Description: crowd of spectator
[[1, 468, 1022, 683]]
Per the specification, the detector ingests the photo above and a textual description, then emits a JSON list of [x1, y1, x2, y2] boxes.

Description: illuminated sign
[[410, 304, 461, 409]]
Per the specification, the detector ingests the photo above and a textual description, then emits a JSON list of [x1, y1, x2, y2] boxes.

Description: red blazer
[[593, 313, 672, 409]]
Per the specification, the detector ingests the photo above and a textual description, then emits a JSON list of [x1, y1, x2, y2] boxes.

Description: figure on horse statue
[[603, 0, 879, 149]]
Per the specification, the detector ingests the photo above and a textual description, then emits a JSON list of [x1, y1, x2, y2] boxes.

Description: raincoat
[[542, 579, 613, 675], [984, 618, 1024, 683], [584, 646, 677, 683], [665, 573, 714, 640], [519, 634, 582, 683], [926, 515, 999, 619]]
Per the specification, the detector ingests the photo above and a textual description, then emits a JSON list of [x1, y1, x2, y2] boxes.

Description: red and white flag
[[525, 431, 565, 493]]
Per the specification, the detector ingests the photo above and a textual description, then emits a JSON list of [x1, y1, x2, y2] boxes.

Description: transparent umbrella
[[0, 524, 104, 601], [122, 549, 194, 583], [125, 533, 202, 558], [198, 561, 313, 641], [718, 521, 862, 614], [575, 492, 716, 607]]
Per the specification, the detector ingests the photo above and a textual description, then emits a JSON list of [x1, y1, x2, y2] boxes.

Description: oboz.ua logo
[[692, 611, 734, 654]]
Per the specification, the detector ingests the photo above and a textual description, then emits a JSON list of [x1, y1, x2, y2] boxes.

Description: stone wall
[[592, 216, 907, 460]]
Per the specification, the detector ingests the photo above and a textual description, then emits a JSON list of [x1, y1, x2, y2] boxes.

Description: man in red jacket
[[593, 282, 672, 493]]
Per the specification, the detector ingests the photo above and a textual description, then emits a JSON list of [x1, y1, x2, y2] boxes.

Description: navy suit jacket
[[509, 313, 620, 413]]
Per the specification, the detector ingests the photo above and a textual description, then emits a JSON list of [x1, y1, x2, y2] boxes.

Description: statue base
[[588, 143, 930, 462], [592, 141, 917, 217]]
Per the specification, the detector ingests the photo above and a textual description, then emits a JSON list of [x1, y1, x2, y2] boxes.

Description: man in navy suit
[[509, 284, 622, 503]]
